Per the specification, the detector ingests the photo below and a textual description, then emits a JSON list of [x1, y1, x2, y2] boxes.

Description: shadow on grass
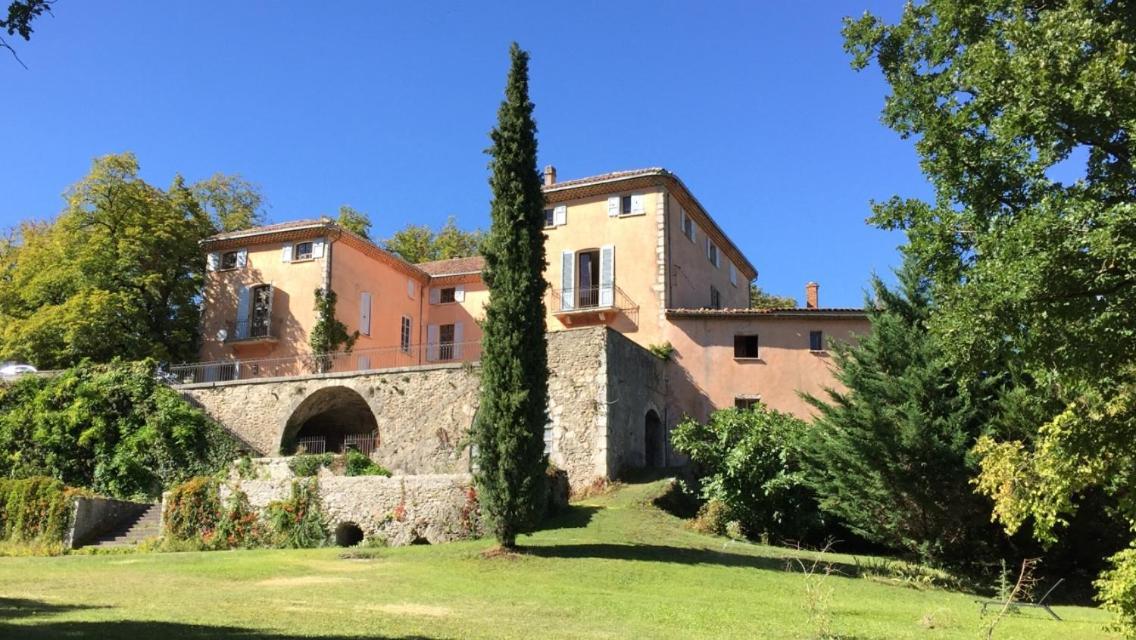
[[523, 542, 863, 577], [0, 597, 109, 621], [535, 504, 601, 531]]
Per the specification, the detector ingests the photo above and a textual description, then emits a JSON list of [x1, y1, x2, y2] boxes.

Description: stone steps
[[88, 504, 161, 548]]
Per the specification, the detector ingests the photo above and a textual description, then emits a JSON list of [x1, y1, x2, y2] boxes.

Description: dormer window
[[294, 242, 314, 261]]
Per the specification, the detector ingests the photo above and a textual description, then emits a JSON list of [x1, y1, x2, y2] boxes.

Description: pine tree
[[802, 263, 1005, 567], [474, 43, 549, 549]]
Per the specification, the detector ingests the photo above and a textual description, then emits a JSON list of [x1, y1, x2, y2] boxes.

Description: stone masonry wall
[[604, 330, 667, 475], [219, 470, 477, 546], [181, 327, 627, 490]]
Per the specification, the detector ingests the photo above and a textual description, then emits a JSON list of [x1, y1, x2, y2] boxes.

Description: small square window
[[294, 242, 313, 260], [710, 286, 722, 309], [810, 330, 824, 352], [734, 334, 759, 359], [220, 251, 239, 270], [544, 208, 555, 228], [621, 195, 632, 215], [439, 287, 456, 304], [735, 397, 760, 411]]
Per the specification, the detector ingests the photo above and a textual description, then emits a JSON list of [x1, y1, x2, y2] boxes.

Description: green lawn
[[0, 480, 1118, 639]]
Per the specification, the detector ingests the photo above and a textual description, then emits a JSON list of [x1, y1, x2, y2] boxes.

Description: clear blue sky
[[2, 1, 930, 308]]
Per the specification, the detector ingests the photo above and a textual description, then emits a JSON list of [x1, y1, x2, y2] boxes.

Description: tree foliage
[[1, 0, 52, 67], [473, 43, 549, 549], [802, 266, 1006, 566], [336, 205, 372, 239], [749, 284, 796, 309], [0, 153, 262, 369], [383, 216, 484, 263], [672, 405, 818, 542], [846, 0, 1136, 624], [0, 360, 239, 500]]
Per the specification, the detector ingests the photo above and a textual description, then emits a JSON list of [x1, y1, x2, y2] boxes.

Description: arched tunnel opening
[[334, 522, 365, 547], [283, 386, 379, 455]]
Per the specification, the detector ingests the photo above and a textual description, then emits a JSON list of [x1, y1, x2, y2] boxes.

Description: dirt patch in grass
[[256, 575, 352, 587], [480, 546, 528, 560]]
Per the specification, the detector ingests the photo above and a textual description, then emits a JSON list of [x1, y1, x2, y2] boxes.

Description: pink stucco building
[[189, 167, 869, 457]]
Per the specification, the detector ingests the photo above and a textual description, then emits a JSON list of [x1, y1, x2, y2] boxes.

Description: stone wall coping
[[174, 361, 476, 390]]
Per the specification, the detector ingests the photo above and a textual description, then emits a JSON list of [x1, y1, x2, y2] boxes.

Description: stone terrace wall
[[181, 327, 623, 489], [219, 472, 477, 546], [604, 330, 667, 475]]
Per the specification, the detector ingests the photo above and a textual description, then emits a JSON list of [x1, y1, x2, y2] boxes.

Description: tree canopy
[[383, 216, 484, 264], [749, 284, 796, 309], [336, 205, 372, 239], [845, 0, 1136, 626], [1, 0, 52, 67]]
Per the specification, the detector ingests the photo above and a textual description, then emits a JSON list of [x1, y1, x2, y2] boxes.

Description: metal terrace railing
[[166, 341, 482, 385], [549, 284, 638, 315]]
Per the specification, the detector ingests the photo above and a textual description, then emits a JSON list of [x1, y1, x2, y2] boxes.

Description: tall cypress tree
[[474, 43, 549, 549]]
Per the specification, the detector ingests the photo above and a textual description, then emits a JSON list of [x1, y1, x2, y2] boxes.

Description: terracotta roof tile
[[205, 219, 329, 242], [415, 255, 485, 276], [667, 307, 866, 318], [542, 167, 668, 191]]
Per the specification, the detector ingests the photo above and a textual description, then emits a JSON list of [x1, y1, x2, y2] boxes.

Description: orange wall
[[664, 315, 870, 421], [666, 193, 749, 310], [423, 278, 487, 361], [200, 239, 327, 364], [330, 240, 426, 370], [543, 189, 666, 347]]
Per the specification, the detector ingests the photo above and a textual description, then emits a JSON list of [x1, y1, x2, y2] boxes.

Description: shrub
[[672, 405, 819, 542], [264, 479, 328, 548], [647, 342, 675, 360], [1097, 546, 1136, 635], [344, 449, 391, 477], [0, 477, 83, 545], [162, 476, 222, 544], [288, 453, 334, 477], [0, 360, 239, 500]]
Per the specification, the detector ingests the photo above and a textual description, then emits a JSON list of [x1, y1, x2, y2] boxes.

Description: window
[[544, 208, 555, 228], [439, 287, 456, 304], [710, 286, 722, 309], [220, 251, 239, 270], [810, 330, 824, 352], [249, 284, 273, 338], [729, 263, 738, 287], [294, 241, 314, 261], [681, 209, 696, 242], [706, 240, 720, 268], [400, 316, 411, 353], [439, 324, 456, 361], [735, 397, 760, 411], [734, 334, 759, 359], [621, 195, 632, 215]]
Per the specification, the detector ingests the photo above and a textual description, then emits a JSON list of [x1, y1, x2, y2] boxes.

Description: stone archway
[[644, 409, 663, 468], [282, 386, 378, 454]]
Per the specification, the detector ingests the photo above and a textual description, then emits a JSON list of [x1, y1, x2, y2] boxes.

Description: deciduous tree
[[383, 216, 483, 263], [474, 43, 549, 549]]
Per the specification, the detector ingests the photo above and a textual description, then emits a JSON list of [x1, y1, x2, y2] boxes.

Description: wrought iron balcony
[[227, 318, 278, 342], [548, 284, 638, 326]]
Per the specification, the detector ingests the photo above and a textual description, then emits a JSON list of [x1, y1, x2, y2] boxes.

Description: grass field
[[0, 480, 1118, 639]]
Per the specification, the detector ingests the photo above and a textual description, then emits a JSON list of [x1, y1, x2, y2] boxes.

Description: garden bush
[[162, 476, 222, 544], [672, 405, 819, 543], [0, 360, 239, 500], [344, 449, 391, 477], [265, 479, 328, 548], [0, 477, 84, 546], [288, 453, 334, 477]]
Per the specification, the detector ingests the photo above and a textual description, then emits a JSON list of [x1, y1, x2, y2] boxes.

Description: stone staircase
[[88, 504, 161, 548]]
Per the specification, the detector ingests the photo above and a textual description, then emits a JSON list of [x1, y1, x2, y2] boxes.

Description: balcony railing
[[228, 317, 276, 341], [166, 341, 482, 385], [293, 433, 378, 456], [549, 284, 638, 314]]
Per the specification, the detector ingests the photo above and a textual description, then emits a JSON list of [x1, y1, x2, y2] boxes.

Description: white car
[[0, 363, 37, 378]]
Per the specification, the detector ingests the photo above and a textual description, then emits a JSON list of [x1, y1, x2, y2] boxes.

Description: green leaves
[[382, 216, 483, 264]]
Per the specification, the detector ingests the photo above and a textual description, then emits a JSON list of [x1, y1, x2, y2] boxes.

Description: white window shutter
[[553, 205, 567, 226], [691, 221, 697, 242], [729, 263, 737, 286], [630, 194, 645, 214], [312, 239, 325, 259], [607, 196, 620, 217], [357, 355, 370, 371], [281, 245, 293, 262], [426, 324, 439, 361], [360, 292, 371, 335], [235, 286, 250, 338], [454, 285, 465, 302], [560, 250, 575, 311], [429, 287, 441, 305], [206, 252, 219, 272], [236, 249, 248, 269], [599, 245, 615, 307], [407, 279, 415, 299], [453, 322, 464, 358], [705, 237, 711, 259]]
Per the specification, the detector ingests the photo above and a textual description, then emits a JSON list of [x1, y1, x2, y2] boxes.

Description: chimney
[[543, 165, 557, 186], [805, 282, 819, 309]]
